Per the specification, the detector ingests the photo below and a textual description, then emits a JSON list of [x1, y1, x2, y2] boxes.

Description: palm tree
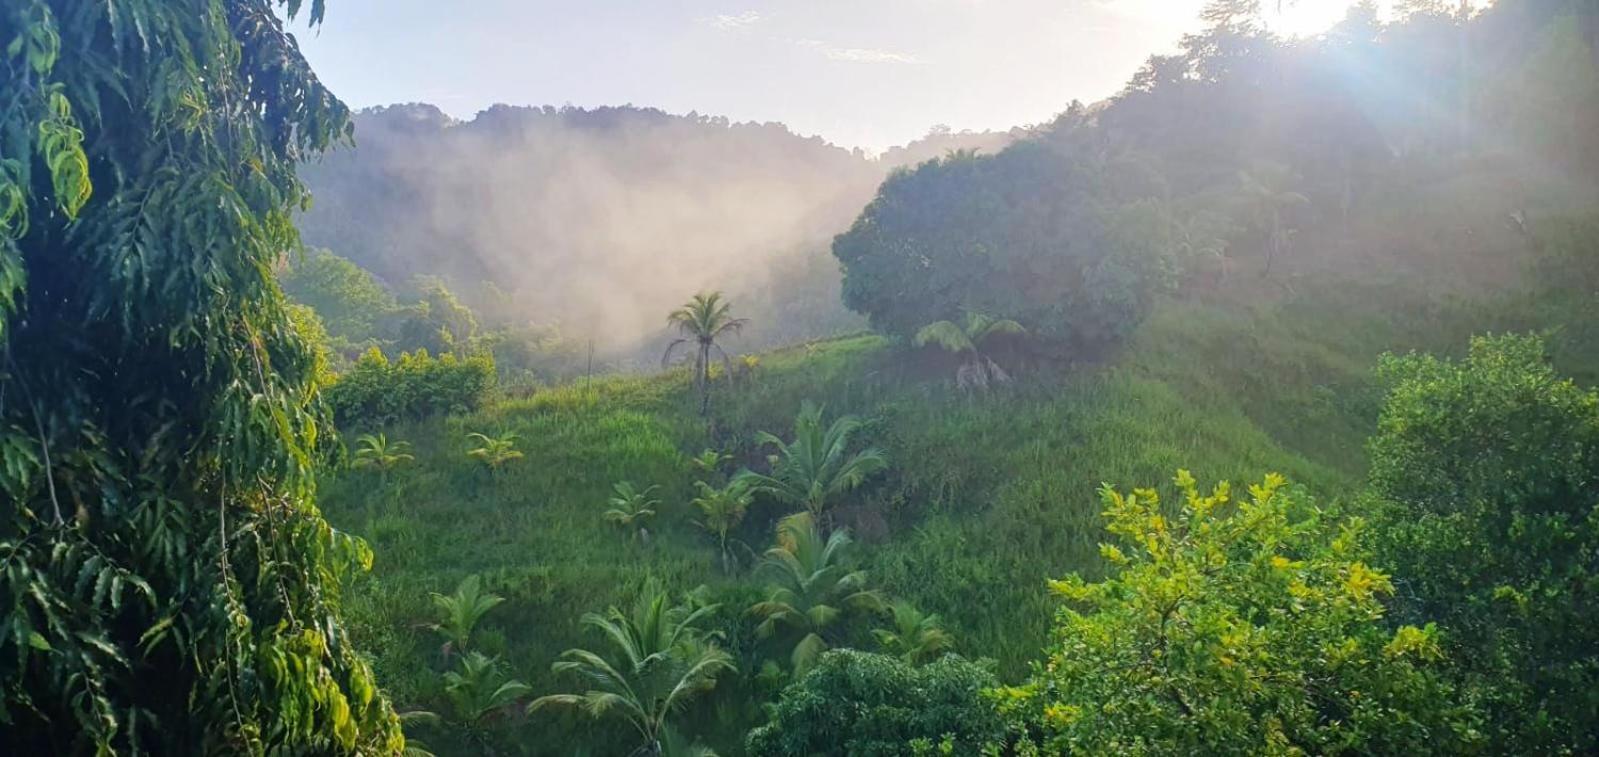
[[429, 575, 505, 657], [913, 310, 1027, 391], [748, 512, 884, 675], [663, 292, 749, 415], [872, 600, 955, 665], [1240, 164, 1308, 276], [605, 482, 660, 545], [443, 651, 531, 726], [529, 581, 736, 754], [736, 402, 887, 523], [352, 433, 413, 482], [691, 479, 752, 573], [466, 431, 523, 474], [689, 448, 732, 480]]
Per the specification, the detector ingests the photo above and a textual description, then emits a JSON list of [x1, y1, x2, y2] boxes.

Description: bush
[[1370, 333, 1599, 751], [1002, 471, 1477, 755], [832, 142, 1169, 352], [325, 347, 495, 427], [745, 649, 1005, 756]]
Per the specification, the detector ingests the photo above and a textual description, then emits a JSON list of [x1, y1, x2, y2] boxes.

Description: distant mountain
[[296, 103, 1023, 354]]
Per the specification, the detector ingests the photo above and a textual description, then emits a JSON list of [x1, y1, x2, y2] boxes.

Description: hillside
[[296, 104, 1020, 357], [318, 215, 1598, 753]]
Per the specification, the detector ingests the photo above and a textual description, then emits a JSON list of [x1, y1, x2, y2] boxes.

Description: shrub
[[1370, 333, 1599, 751], [1002, 471, 1478, 755], [325, 347, 495, 427], [745, 649, 1004, 756]]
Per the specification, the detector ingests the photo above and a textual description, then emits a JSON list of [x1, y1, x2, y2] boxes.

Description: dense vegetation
[[9, 0, 1599, 755], [0, 1, 400, 752]]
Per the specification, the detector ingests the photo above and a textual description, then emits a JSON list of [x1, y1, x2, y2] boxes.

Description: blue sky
[[288, 1, 1382, 151]]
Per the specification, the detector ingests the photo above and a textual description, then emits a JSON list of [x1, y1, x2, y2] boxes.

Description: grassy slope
[[320, 232, 1597, 754]]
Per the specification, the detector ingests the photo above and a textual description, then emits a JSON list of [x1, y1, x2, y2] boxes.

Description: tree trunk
[[697, 341, 712, 415]]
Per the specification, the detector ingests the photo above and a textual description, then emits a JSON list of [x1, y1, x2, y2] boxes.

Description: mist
[[295, 104, 1018, 358]]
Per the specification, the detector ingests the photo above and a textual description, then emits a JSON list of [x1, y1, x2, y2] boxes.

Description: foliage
[[913, 311, 1027, 390], [1369, 333, 1599, 752], [872, 600, 954, 665], [325, 347, 495, 428], [750, 513, 886, 675], [834, 142, 1169, 351], [736, 402, 888, 522], [689, 448, 733, 479], [745, 649, 1004, 757], [1003, 471, 1477, 754], [529, 581, 736, 753], [691, 479, 753, 572], [429, 575, 505, 656], [605, 481, 661, 544], [442, 651, 529, 726], [664, 291, 749, 415], [0, 1, 404, 752], [464, 431, 522, 474], [353, 433, 415, 474], [280, 248, 399, 343]]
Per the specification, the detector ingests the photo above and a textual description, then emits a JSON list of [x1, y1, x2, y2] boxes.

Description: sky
[[288, 1, 1406, 152]]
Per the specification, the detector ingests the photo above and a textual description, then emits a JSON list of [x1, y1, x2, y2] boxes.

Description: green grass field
[[318, 247, 1598, 753]]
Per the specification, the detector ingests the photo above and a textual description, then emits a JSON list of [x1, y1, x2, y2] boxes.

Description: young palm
[[749, 512, 884, 675], [352, 433, 414, 483], [872, 600, 955, 665], [1240, 164, 1309, 276], [689, 448, 732, 480], [443, 651, 531, 726], [736, 402, 887, 524], [605, 482, 660, 545], [529, 581, 736, 753], [429, 575, 505, 657], [691, 479, 753, 573], [913, 310, 1027, 391], [662, 292, 749, 415], [466, 431, 523, 474]]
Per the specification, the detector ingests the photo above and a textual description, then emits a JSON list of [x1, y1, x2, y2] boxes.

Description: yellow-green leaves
[[37, 91, 92, 218]]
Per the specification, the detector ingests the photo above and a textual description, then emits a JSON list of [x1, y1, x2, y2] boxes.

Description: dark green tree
[[0, 1, 402, 752]]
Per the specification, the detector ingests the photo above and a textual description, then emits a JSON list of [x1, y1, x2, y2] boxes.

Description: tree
[[278, 248, 398, 343], [871, 601, 954, 665], [0, 2, 403, 752], [691, 479, 752, 572], [749, 513, 885, 675], [605, 481, 660, 545], [913, 311, 1026, 391], [1240, 163, 1308, 276], [736, 402, 887, 523], [662, 292, 748, 415], [1001, 471, 1477, 754], [529, 581, 736, 754], [429, 575, 506, 657], [745, 650, 1005, 757], [1369, 334, 1599, 752], [465, 431, 523, 475]]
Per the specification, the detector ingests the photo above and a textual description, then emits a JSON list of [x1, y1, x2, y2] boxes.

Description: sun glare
[[1263, 0, 1361, 38]]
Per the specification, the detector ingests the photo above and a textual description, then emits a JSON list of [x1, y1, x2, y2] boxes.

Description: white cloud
[[705, 10, 763, 30], [795, 38, 927, 65]]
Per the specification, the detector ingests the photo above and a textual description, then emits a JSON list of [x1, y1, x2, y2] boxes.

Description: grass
[[318, 233, 1599, 755]]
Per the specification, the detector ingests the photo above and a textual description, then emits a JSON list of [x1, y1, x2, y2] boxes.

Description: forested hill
[[295, 104, 1018, 353]]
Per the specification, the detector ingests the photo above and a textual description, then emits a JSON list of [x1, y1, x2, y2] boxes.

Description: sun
[[1262, 0, 1361, 38]]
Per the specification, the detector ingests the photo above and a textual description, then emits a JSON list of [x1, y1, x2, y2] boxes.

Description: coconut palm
[[663, 292, 749, 415], [466, 431, 523, 474], [736, 402, 887, 523], [529, 581, 735, 754], [913, 310, 1027, 391], [748, 512, 885, 675], [691, 479, 752, 573], [872, 600, 955, 665], [689, 448, 732, 479], [443, 651, 531, 725], [1240, 164, 1309, 276], [429, 575, 505, 656], [605, 482, 660, 544]]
